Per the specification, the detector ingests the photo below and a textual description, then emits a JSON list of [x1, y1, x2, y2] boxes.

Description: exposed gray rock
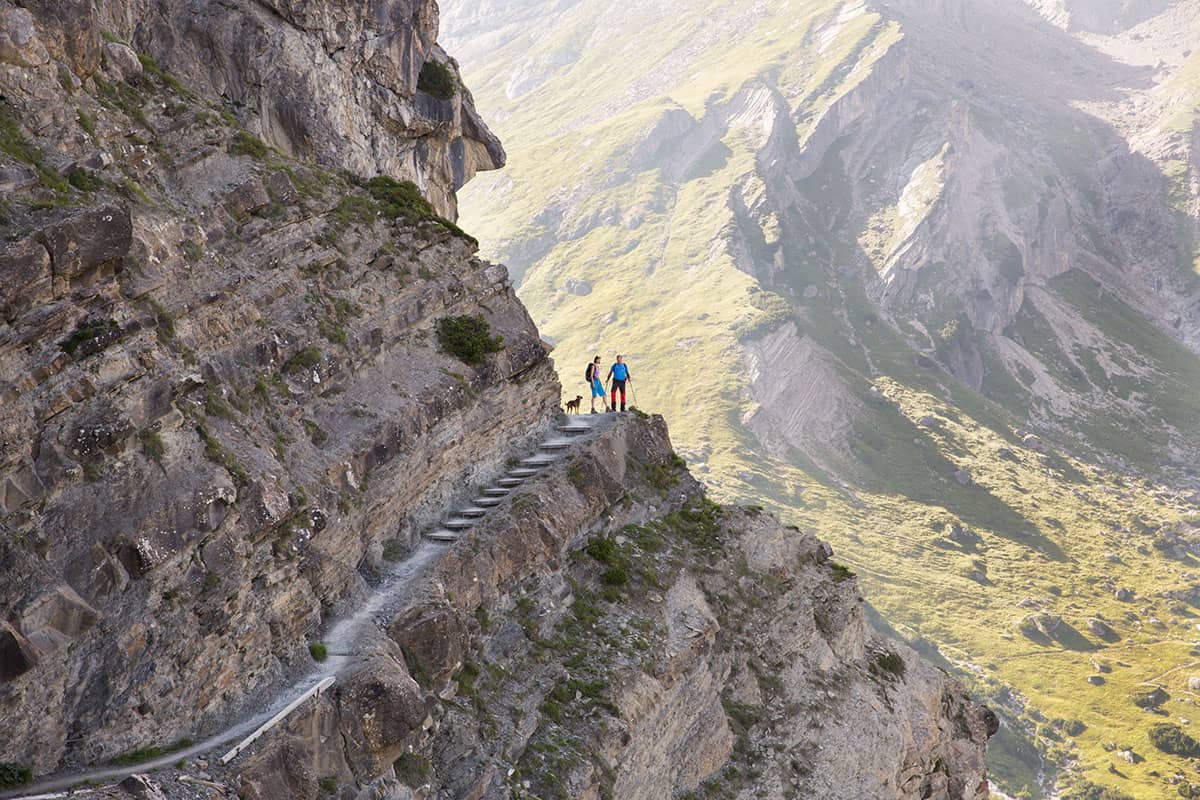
[[0, 235, 52, 321], [565, 277, 592, 296], [0, 7, 48, 67], [39, 203, 132, 288], [102, 41, 140, 80], [119, 773, 167, 800]]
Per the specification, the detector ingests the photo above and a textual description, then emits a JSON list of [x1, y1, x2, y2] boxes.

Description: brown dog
[[564, 395, 583, 414]]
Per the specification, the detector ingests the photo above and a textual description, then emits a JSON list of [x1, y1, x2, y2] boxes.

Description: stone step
[[540, 438, 573, 450], [497, 477, 524, 488], [444, 518, 475, 531], [559, 423, 591, 433], [425, 529, 460, 542], [508, 467, 540, 478], [475, 497, 503, 507], [520, 455, 557, 467], [482, 487, 510, 497], [459, 507, 487, 518]]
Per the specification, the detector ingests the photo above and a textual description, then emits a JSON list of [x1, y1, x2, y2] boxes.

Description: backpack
[[584, 363, 594, 382]]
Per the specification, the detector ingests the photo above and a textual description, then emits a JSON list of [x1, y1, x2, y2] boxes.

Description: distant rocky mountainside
[[0, 1, 989, 798], [444, 0, 1200, 796]]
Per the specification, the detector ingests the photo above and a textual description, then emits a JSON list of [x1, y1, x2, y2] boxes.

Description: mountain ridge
[[445, 0, 1200, 795]]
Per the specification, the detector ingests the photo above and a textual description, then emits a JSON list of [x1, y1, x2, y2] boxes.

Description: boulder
[[224, 179, 271, 218], [564, 278, 592, 296], [1188, 676, 1200, 691], [244, 480, 292, 534], [954, 469, 972, 486], [337, 655, 429, 776], [1087, 675, 1105, 686], [1087, 618, 1117, 640], [40, 204, 133, 289], [1114, 587, 1134, 602], [0, 621, 38, 681], [0, 6, 49, 67], [0, 163, 37, 192], [1021, 433, 1051, 454], [19, 584, 101, 650], [0, 235, 53, 321], [388, 604, 467, 686], [119, 773, 167, 800], [103, 41, 141, 80]]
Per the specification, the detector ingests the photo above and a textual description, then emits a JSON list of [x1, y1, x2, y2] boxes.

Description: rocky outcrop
[[0, 2, 551, 772], [224, 415, 993, 800], [2, 0, 503, 219]]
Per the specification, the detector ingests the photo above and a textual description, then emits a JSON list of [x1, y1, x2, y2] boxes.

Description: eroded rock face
[[84, 0, 502, 219], [238, 417, 992, 800], [0, 0, 553, 770]]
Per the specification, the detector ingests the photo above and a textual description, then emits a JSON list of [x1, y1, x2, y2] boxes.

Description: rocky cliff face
[[0, 0, 550, 776], [0, 1, 991, 798], [5, 0, 504, 220], [231, 415, 994, 800]]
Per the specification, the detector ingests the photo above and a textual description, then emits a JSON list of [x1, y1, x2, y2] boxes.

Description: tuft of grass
[[61, 318, 122, 357], [0, 763, 31, 788], [136, 53, 190, 96], [830, 562, 856, 583], [77, 109, 97, 137], [284, 346, 323, 374], [367, 176, 437, 219], [180, 240, 204, 263], [109, 738, 193, 766], [68, 169, 104, 192], [309, 641, 328, 662], [417, 60, 457, 100], [138, 429, 165, 464], [228, 130, 268, 159], [436, 315, 504, 365], [318, 776, 338, 795], [0, 104, 68, 192], [394, 752, 431, 787], [205, 384, 238, 421], [869, 649, 906, 680], [196, 425, 249, 485], [92, 76, 150, 130]]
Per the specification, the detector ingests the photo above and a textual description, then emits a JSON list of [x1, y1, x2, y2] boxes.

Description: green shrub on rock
[[436, 315, 504, 365], [417, 60, 457, 100], [0, 763, 31, 788]]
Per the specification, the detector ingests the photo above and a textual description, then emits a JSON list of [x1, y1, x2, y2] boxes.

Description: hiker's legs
[[591, 379, 606, 412]]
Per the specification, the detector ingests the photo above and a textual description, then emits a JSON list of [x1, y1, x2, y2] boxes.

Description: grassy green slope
[[452, 1, 1200, 796]]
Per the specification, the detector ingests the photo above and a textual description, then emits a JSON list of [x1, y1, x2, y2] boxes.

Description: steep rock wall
[[229, 415, 995, 800], [0, 1, 553, 773], [4, 0, 504, 219]]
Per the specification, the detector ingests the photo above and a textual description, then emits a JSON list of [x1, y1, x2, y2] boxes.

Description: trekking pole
[[630, 380, 639, 409]]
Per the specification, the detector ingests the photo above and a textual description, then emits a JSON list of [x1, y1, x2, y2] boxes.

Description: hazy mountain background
[[441, 0, 1200, 796]]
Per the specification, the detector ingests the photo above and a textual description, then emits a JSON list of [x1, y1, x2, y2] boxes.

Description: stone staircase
[[423, 415, 605, 543]]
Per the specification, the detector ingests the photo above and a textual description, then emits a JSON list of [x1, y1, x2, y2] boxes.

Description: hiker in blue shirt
[[606, 355, 631, 412]]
